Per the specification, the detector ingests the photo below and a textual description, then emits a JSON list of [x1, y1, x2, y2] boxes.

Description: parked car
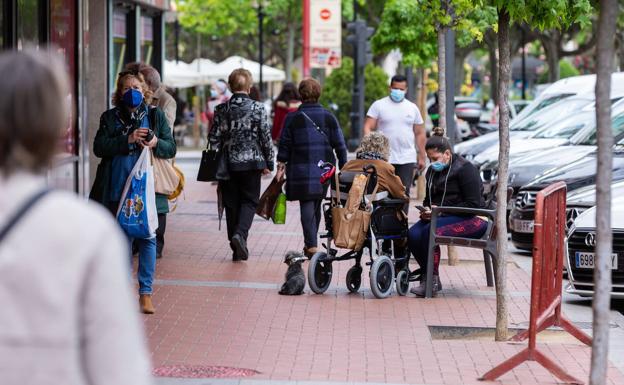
[[565, 196, 624, 298], [479, 101, 624, 195], [479, 100, 531, 133], [566, 180, 624, 230], [455, 96, 596, 162], [456, 72, 624, 161], [509, 138, 624, 250]]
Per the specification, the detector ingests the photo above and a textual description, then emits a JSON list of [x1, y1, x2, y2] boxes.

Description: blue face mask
[[389, 88, 405, 103], [431, 161, 448, 172], [123, 88, 144, 108]]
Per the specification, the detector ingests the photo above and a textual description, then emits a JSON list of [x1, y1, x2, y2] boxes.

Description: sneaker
[[231, 234, 248, 261], [410, 275, 442, 297]]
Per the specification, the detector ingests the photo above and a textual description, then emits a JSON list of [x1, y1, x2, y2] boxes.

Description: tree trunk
[[617, 32, 624, 72], [494, 8, 510, 342], [286, 22, 295, 82], [454, 45, 476, 95], [487, 35, 498, 105], [438, 27, 447, 132], [542, 34, 561, 83], [590, 1, 617, 384]]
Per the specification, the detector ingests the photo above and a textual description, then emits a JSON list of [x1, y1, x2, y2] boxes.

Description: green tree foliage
[[538, 59, 581, 83], [319, 57, 388, 137], [372, 0, 496, 68]]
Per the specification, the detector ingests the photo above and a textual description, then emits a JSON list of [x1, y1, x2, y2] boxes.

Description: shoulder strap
[[148, 106, 158, 132], [300, 111, 330, 145], [0, 189, 50, 244]]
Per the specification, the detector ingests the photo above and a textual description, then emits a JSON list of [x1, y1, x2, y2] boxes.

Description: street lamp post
[[257, 1, 265, 98]]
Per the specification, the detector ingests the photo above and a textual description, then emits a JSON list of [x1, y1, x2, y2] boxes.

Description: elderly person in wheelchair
[[341, 132, 408, 201], [307, 132, 413, 299], [408, 127, 488, 297]]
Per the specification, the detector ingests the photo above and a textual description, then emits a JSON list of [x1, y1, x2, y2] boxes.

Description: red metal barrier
[[480, 182, 592, 384]]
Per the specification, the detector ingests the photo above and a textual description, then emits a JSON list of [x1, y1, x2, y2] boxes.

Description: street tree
[[483, 0, 592, 342], [591, 1, 617, 384]]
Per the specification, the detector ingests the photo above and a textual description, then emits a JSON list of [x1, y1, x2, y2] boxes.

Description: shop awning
[[163, 60, 206, 88]]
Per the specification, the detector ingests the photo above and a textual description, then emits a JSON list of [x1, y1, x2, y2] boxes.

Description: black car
[[509, 142, 624, 250]]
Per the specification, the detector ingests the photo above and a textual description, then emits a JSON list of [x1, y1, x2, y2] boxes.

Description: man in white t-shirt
[[363, 74, 426, 212]]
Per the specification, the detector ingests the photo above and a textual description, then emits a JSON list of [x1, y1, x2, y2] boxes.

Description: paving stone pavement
[[141, 156, 624, 385]]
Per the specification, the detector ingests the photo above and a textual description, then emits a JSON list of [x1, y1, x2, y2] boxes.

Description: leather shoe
[[231, 234, 248, 261], [139, 294, 155, 314]]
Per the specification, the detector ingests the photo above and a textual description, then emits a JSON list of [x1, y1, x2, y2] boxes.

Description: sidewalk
[[145, 159, 624, 385]]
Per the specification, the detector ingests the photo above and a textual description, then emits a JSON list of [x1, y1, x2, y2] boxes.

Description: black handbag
[[197, 144, 220, 182]]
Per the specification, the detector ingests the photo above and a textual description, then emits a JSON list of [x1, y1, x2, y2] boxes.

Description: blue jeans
[[129, 236, 156, 295], [106, 201, 156, 295]]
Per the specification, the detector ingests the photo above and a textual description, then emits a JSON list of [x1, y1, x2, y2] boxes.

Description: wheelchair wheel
[[346, 265, 363, 293], [396, 269, 410, 296], [369, 255, 395, 299], [308, 252, 333, 294]]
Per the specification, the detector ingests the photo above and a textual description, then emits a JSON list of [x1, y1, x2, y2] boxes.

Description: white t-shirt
[[366, 96, 424, 164]]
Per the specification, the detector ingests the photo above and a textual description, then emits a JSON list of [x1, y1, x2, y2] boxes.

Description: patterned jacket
[[209, 93, 274, 172]]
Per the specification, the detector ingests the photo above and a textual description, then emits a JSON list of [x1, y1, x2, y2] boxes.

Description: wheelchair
[[307, 164, 411, 299]]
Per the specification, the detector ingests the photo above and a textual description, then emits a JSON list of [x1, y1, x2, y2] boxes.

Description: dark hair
[[390, 74, 407, 86], [299, 78, 322, 103], [275, 82, 300, 103], [0, 49, 69, 174], [426, 127, 452, 153]]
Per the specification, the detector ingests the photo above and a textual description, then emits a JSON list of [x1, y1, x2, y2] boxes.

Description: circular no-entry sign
[[320, 9, 331, 20]]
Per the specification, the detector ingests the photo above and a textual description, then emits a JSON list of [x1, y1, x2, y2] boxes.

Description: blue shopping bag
[[116, 147, 159, 239]]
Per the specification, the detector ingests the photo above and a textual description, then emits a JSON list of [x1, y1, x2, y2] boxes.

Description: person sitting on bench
[[408, 127, 488, 297]]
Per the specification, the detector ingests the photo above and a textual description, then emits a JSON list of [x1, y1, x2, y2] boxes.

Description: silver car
[[565, 196, 624, 298]]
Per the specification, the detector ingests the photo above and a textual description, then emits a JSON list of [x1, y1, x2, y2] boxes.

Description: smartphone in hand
[[415, 205, 429, 212]]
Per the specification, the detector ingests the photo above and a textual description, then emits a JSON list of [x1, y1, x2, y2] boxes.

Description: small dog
[[278, 251, 306, 295]]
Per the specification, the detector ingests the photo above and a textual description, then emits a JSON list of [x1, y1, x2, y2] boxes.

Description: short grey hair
[[356, 132, 390, 161], [0, 49, 69, 175]]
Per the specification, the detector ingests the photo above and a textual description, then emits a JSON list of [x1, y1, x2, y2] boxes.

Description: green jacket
[[89, 105, 177, 214]]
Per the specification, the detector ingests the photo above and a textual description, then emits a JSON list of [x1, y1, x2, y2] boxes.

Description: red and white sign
[[309, 0, 341, 68]]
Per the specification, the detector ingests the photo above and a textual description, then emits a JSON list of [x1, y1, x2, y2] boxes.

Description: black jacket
[[423, 154, 484, 209], [208, 93, 274, 172]]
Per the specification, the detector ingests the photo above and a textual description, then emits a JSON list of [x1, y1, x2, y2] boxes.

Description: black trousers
[[299, 199, 323, 248], [156, 214, 166, 255], [392, 162, 415, 214], [220, 170, 262, 243]]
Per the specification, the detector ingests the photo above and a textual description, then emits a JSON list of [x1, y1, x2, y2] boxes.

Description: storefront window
[[50, 0, 76, 156], [111, 9, 127, 93], [141, 15, 153, 66], [0, 2, 4, 48], [17, 0, 40, 48]]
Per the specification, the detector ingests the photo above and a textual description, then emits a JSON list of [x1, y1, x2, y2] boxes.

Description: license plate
[[513, 219, 534, 233], [575, 252, 618, 270]]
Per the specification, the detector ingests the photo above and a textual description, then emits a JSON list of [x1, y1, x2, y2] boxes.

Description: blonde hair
[[357, 132, 390, 161], [111, 71, 153, 107], [228, 68, 253, 92], [0, 49, 69, 174]]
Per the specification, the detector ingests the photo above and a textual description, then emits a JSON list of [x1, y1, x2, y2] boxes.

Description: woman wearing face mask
[[407, 127, 487, 297], [90, 70, 176, 314]]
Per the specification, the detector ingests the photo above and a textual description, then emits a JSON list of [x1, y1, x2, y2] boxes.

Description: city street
[[145, 152, 624, 385]]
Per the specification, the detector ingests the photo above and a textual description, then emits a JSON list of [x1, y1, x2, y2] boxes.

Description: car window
[[532, 113, 593, 139], [513, 103, 529, 114], [511, 99, 591, 132], [513, 93, 575, 123], [582, 113, 624, 145]]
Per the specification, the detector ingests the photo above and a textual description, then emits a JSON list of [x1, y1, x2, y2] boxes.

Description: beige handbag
[[331, 171, 378, 251], [153, 154, 181, 196]]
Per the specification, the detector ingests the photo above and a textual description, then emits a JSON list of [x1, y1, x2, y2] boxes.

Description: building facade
[[1, 0, 171, 195]]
